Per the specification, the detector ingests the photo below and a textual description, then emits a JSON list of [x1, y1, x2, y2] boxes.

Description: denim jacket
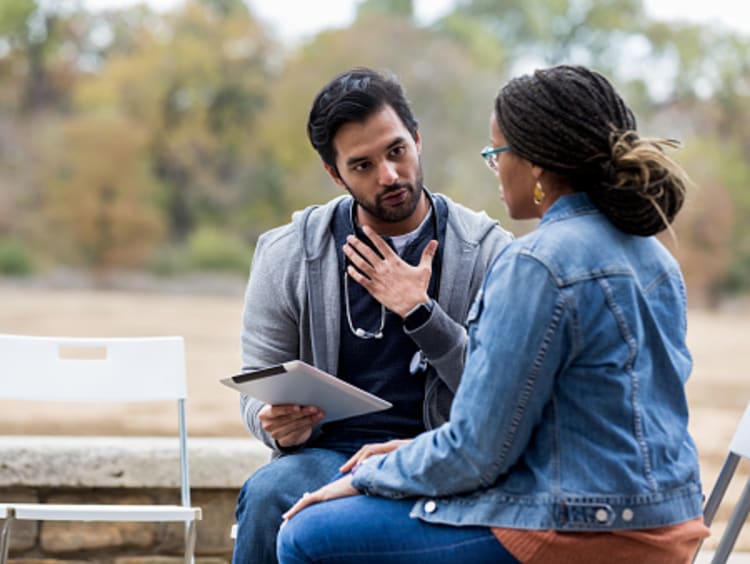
[[353, 193, 703, 531]]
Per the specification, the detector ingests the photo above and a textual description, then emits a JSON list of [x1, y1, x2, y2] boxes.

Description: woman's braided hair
[[495, 65, 688, 236]]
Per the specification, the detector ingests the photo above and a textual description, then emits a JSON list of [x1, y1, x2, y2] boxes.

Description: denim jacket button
[[595, 508, 609, 523], [622, 508, 634, 522], [424, 500, 437, 514]]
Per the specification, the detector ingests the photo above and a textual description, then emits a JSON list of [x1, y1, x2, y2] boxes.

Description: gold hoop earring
[[533, 181, 545, 205]]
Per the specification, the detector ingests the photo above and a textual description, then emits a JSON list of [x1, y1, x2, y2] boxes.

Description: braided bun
[[495, 65, 688, 235]]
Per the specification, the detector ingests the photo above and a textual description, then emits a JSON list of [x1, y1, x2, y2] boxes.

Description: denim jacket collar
[[539, 192, 598, 228]]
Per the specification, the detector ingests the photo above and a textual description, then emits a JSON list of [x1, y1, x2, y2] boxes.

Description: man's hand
[[344, 225, 438, 318], [282, 474, 360, 521], [339, 438, 412, 473], [258, 404, 325, 448]]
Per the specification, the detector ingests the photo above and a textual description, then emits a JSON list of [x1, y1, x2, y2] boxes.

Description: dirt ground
[[1, 285, 749, 548]]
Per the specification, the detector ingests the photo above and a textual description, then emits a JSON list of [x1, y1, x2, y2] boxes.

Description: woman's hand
[[344, 225, 437, 318], [339, 438, 412, 473], [282, 474, 360, 521]]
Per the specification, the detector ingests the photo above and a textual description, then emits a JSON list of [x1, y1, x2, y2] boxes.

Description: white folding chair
[[0, 334, 202, 564], [694, 401, 750, 564]]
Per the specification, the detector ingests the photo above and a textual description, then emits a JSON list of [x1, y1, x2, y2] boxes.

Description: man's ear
[[324, 163, 346, 190], [414, 129, 422, 154]]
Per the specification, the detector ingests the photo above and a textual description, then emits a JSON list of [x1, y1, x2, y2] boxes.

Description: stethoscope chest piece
[[409, 350, 428, 375]]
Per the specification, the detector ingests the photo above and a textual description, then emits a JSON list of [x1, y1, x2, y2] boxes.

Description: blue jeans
[[276, 495, 519, 564], [232, 448, 349, 564]]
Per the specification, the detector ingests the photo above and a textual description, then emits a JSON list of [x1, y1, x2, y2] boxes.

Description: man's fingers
[[270, 410, 325, 447], [361, 226, 396, 258], [347, 265, 373, 288], [419, 240, 438, 268], [343, 243, 374, 274], [345, 235, 383, 267], [261, 407, 322, 434], [275, 428, 311, 447], [261, 404, 300, 416]]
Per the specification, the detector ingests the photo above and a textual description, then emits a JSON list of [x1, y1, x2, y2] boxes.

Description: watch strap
[[404, 299, 434, 331]]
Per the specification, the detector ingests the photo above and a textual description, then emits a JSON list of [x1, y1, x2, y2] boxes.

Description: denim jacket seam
[[551, 395, 562, 496], [642, 268, 672, 295], [485, 291, 567, 483], [539, 205, 599, 227], [599, 278, 658, 491]]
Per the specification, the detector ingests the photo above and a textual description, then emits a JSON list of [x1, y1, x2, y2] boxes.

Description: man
[[232, 67, 512, 564]]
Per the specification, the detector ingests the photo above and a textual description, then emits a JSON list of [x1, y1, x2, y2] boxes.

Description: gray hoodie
[[240, 192, 512, 454]]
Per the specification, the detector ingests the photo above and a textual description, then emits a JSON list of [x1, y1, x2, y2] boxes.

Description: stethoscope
[[344, 193, 442, 374]]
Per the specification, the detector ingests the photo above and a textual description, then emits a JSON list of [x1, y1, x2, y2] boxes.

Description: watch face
[[405, 300, 434, 331]]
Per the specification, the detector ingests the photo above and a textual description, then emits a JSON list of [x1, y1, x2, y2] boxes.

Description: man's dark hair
[[307, 67, 419, 172]]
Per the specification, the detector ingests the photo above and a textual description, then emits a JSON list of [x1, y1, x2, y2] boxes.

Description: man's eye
[[352, 162, 371, 172], [390, 146, 406, 158]]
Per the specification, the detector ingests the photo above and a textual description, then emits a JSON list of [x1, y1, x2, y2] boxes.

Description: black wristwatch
[[403, 299, 435, 331]]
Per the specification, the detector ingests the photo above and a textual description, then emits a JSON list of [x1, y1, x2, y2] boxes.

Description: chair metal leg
[[693, 453, 741, 563], [184, 519, 197, 564], [0, 508, 15, 564], [711, 477, 750, 564], [705, 453, 741, 527]]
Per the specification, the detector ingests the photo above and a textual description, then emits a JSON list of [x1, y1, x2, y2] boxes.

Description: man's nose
[[377, 161, 399, 185]]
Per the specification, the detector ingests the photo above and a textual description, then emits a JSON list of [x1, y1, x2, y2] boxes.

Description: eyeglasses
[[481, 145, 510, 173]]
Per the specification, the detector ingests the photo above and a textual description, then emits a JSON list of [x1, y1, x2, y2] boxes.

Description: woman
[[277, 65, 708, 564]]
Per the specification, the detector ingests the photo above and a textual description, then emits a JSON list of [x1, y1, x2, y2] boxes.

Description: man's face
[[326, 105, 424, 234]]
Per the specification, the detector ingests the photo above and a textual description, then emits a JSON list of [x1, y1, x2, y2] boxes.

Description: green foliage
[[75, 0, 277, 240], [0, 0, 749, 304], [39, 113, 165, 271], [357, 0, 414, 20], [149, 245, 193, 276], [0, 0, 35, 38], [186, 225, 250, 273], [0, 239, 33, 275], [453, 0, 647, 75]]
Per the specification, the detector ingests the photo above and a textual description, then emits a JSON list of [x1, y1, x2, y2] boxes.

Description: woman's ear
[[531, 164, 544, 181]]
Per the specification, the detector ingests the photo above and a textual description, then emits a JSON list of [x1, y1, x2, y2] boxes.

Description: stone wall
[[0, 436, 269, 563]]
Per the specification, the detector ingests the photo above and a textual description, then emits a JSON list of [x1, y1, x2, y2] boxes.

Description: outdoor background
[[1, 0, 750, 549]]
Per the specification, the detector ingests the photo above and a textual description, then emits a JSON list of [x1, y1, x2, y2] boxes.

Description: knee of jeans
[[276, 517, 310, 561], [235, 465, 291, 522], [235, 469, 282, 521]]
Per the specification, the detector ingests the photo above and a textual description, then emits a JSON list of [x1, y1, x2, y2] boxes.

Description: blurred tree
[[75, 0, 278, 241], [357, 0, 414, 20], [39, 114, 165, 276], [450, 0, 646, 75], [669, 137, 736, 307], [0, 0, 748, 302], [644, 28, 750, 296], [0, 0, 80, 111]]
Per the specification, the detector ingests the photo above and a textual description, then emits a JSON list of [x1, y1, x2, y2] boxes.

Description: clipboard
[[220, 360, 392, 423]]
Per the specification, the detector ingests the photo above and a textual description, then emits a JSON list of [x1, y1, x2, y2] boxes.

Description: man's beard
[[346, 167, 425, 224]]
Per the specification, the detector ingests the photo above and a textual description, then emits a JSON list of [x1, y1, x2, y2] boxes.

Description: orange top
[[492, 517, 709, 564]]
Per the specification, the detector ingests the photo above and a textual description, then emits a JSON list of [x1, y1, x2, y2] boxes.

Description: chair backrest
[[0, 334, 186, 402], [693, 401, 750, 564], [0, 334, 192, 508], [729, 402, 750, 460]]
